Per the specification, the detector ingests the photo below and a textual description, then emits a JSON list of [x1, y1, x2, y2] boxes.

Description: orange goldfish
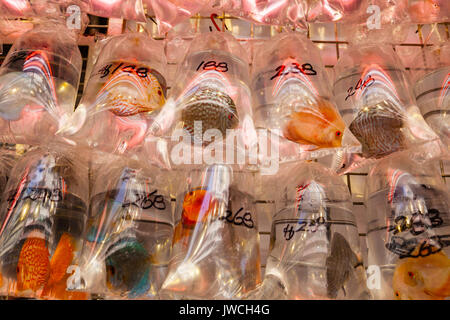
[[181, 190, 216, 226], [17, 238, 51, 292], [0, 270, 3, 287], [393, 246, 450, 300], [283, 98, 345, 148]]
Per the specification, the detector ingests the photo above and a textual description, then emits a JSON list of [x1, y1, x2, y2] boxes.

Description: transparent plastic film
[[79, 157, 173, 299], [81, 0, 147, 22], [365, 152, 450, 300], [249, 161, 370, 300], [305, 0, 363, 23], [413, 41, 450, 155], [0, 20, 82, 146], [58, 32, 167, 156], [0, 146, 89, 300], [251, 32, 357, 164], [408, 0, 450, 23], [160, 164, 261, 299], [331, 44, 440, 174]]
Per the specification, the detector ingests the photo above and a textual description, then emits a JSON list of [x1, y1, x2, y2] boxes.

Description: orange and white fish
[[393, 245, 450, 300], [17, 237, 51, 292], [409, 0, 441, 23], [283, 98, 345, 148]]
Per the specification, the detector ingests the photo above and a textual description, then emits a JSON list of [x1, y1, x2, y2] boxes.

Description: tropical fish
[[393, 244, 450, 300], [16, 237, 50, 292], [283, 98, 345, 148], [47, 233, 75, 287], [408, 0, 441, 23], [105, 237, 151, 298], [0, 270, 3, 287], [181, 189, 215, 226], [41, 271, 88, 300], [181, 86, 239, 143], [349, 100, 406, 158], [96, 61, 166, 117], [326, 232, 366, 299]]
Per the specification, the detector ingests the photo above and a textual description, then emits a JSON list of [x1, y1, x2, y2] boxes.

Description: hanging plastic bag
[[151, 31, 257, 165], [0, 146, 89, 300], [160, 164, 261, 299], [305, 0, 363, 23], [0, 19, 82, 147], [251, 32, 358, 164], [79, 156, 173, 299], [365, 151, 450, 300], [248, 161, 370, 300], [79, 0, 148, 22], [408, 0, 450, 23], [58, 32, 167, 156], [331, 40, 441, 174], [412, 41, 449, 155]]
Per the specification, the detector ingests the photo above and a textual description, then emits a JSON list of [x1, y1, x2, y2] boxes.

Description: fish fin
[[48, 233, 75, 286]]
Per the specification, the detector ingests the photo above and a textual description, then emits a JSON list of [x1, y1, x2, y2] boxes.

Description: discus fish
[[16, 237, 50, 292], [181, 189, 216, 226], [326, 232, 365, 299], [283, 99, 345, 148], [96, 61, 166, 117], [408, 0, 441, 23], [181, 87, 239, 143], [105, 237, 151, 298], [393, 244, 450, 300], [47, 233, 75, 287], [349, 100, 406, 158]]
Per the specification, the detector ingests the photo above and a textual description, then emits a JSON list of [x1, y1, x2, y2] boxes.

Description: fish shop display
[[161, 31, 255, 148], [79, 158, 173, 299], [160, 164, 261, 299], [0, 19, 81, 146], [248, 162, 370, 300], [0, 147, 88, 300], [365, 153, 450, 300], [0, 4, 448, 302], [58, 32, 167, 155]]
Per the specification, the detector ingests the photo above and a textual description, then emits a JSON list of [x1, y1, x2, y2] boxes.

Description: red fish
[[47, 233, 75, 287], [181, 190, 216, 226], [283, 98, 345, 148], [17, 238, 51, 292]]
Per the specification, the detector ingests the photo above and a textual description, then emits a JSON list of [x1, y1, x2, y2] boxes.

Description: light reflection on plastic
[[3, 0, 29, 12], [438, 72, 449, 108], [359, 63, 401, 104]]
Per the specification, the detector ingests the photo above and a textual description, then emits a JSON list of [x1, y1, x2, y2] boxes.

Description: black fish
[[349, 101, 406, 158]]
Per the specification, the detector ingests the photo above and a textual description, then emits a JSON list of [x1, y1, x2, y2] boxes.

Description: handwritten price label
[[283, 217, 327, 240], [270, 62, 317, 80], [122, 190, 166, 211], [196, 60, 229, 73], [219, 207, 254, 229], [345, 74, 375, 101]]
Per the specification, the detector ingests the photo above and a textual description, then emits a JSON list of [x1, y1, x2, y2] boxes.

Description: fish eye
[[336, 131, 341, 137]]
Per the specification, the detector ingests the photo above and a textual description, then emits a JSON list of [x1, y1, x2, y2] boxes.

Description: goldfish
[[16, 237, 50, 292], [105, 237, 151, 298], [0, 270, 2, 287], [181, 87, 239, 143], [393, 245, 450, 300], [181, 189, 216, 226], [349, 100, 406, 159], [283, 98, 345, 148]]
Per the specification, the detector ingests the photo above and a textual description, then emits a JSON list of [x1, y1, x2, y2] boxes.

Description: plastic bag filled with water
[[249, 161, 369, 300], [365, 152, 450, 300], [251, 32, 358, 164], [0, 146, 88, 300], [0, 19, 82, 146], [153, 31, 257, 152], [160, 164, 261, 299], [58, 32, 167, 156], [408, 0, 450, 23], [79, 156, 174, 299], [331, 43, 440, 174], [413, 41, 449, 154]]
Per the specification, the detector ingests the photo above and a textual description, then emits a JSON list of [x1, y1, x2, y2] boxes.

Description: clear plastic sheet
[[79, 156, 174, 299], [365, 151, 450, 300], [412, 41, 449, 155], [251, 32, 358, 164], [160, 164, 261, 299], [0, 19, 82, 146], [79, 0, 147, 22], [248, 161, 370, 300], [0, 146, 89, 300], [331, 43, 441, 174], [408, 0, 450, 24], [58, 32, 167, 156]]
